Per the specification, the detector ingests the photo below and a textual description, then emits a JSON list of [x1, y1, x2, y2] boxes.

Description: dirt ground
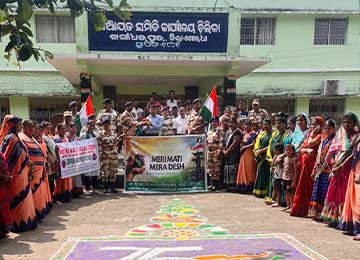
[[0, 191, 359, 260]]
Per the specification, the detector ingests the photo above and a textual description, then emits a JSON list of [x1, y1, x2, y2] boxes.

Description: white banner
[[57, 138, 100, 179]]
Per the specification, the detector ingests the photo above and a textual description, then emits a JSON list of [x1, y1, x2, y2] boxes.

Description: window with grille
[[0, 98, 10, 121], [314, 18, 347, 45], [239, 97, 295, 116], [29, 98, 75, 123], [35, 15, 75, 43], [240, 18, 276, 45], [309, 98, 345, 125]]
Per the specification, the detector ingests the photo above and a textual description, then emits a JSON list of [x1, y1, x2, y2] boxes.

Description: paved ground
[[0, 191, 359, 260]]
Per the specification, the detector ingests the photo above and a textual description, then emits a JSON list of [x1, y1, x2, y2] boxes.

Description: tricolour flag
[[200, 87, 218, 122], [76, 94, 95, 127]]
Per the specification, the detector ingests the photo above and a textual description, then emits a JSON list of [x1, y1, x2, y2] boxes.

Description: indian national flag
[[200, 87, 218, 122], [76, 94, 95, 127]]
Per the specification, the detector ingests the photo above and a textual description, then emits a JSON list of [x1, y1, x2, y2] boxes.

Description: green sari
[[253, 130, 272, 197]]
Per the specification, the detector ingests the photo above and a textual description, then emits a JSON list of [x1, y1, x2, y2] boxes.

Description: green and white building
[[0, 0, 359, 123]]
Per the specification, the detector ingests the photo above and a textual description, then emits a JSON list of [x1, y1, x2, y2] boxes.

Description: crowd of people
[[0, 91, 359, 243], [205, 99, 360, 241]]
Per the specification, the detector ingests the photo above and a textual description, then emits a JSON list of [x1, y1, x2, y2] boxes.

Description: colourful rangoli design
[[51, 199, 328, 260], [126, 199, 229, 239]]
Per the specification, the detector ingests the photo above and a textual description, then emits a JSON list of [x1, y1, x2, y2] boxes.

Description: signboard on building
[[88, 12, 228, 52], [124, 135, 206, 193]]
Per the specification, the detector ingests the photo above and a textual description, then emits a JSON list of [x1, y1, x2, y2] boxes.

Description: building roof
[[0, 71, 77, 96], [124, 0, 359, 12]]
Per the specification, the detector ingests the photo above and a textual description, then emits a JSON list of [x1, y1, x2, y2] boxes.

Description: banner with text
[[57, 138, 100, 179], [88, 12, 228, 52], [125, 135, 206, 193]]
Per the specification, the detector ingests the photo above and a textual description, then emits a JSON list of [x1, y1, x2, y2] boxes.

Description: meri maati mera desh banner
[[57, 138, 100, 179], [125, 135, 207, 193]]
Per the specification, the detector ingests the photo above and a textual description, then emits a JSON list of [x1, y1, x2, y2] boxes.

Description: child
[[271, 143, 284, 207], [282, 144, 298, 212]]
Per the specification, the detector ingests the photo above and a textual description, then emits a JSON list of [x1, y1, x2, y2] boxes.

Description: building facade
[[0, 0, 359, 122]]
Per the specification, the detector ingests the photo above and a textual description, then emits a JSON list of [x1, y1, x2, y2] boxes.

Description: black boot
[[110, 182, 118, 193]]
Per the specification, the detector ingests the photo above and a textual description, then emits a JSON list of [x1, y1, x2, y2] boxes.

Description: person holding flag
[[188, 87, 218, 135], [74, 94, 95, 136]]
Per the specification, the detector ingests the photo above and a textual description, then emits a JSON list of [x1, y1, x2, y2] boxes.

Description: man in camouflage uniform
[[159, 106, 174, 136], [248, 99, 269, 121], [97, 117, 121, 193], [120, 101, 137, 137], [187, 98, 206, 135], [96, 98, 120, 133], [206, 117, 224, 190], [184, 99, 193, 117]]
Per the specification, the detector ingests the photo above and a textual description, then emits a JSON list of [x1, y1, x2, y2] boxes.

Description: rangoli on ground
[[51, 199, 327, 260]]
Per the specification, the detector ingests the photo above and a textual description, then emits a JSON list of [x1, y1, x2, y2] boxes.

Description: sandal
[[353, 235, 360, 241]]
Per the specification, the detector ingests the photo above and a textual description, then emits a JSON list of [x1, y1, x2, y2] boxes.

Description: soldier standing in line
[[159, 106, 174, 136], [97, 117, 121, 193], [187, 98, 207, 135], [121, 101, 137, 137], [96, 98, 120, 133], [184, 99, 193, 117], [206, 117, 224, 191]]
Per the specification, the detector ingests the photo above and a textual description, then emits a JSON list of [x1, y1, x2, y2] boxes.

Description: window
[[36, 15, 75, 43], [30, 98, 75, 123], [240, 18, 276, 45], [309, 98, 345, 125], [314, 18, 347, 45]]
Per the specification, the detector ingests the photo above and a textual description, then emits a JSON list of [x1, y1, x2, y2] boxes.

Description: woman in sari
[[0, 151, 12, 238], [321, 113, 360, 226], [265, 116, 287, 204], [291, 116, 323, 217], [291, 113, 310, 153], [308, 119, 336, 219], [35, 123, 52, 215], [42, 121, 57, 202], [19, 120, 49, 221], [339, 139, 360, 240], [223, 117, 241, 189], [253, 119, 273, 197], [0, 115, 37, 232], [236, 119, 257, 193], [67, 123, 83, 198], [53, 123, 73, 203], [283, 116, 296, 146]]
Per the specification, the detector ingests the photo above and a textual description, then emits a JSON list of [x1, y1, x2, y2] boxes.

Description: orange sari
[[339, 141, 360, 236], [19, 133, 50, 220], [1, 133, 37, 232], [53, 135, 72, 202], [236, 130, 257, 193]]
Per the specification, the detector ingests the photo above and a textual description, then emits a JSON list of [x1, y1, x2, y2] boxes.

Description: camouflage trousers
[[100, 151, 118, 183], [207, 151, 222, 181]]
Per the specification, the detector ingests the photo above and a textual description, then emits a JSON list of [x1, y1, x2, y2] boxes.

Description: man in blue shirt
[[238, 100, 249, 120], [143, 105, 163, 136]]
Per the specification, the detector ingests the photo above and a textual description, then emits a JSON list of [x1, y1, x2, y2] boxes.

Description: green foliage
[[0, 0, 132, 64]]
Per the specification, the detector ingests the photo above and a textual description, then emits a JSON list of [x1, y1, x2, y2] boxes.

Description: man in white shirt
[[166, 90, 178, 110], [131, 99, 143, 119], [173, 106, 188, 135]]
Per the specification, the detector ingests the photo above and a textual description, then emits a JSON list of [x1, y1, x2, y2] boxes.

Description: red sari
[[291, 131, 322, 217], [0, 152, 12, 237], [321, 127, 360, 224]]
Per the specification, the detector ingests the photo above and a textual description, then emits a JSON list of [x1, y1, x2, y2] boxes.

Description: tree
[[0, 0, 131, 63]]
